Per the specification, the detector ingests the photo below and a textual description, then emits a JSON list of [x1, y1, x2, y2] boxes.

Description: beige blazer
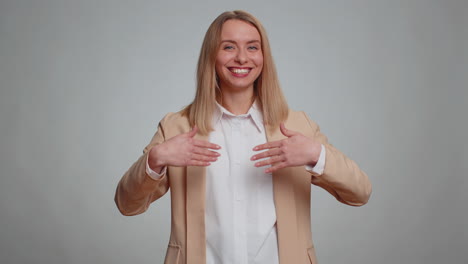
[[115, 110, 372, 264]]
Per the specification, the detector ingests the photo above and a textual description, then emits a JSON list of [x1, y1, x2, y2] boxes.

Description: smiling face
[[215, 19, 263, 94]]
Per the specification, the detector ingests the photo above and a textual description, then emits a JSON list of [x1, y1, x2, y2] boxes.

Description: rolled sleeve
[[146, 153, 167, 180], [305, 144, 326, 175]]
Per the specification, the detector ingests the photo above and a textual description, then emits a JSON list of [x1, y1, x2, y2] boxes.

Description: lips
[[228, 67, 251, 76]]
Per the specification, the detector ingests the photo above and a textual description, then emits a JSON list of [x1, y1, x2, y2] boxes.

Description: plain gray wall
[[1, 0, 466, 263]]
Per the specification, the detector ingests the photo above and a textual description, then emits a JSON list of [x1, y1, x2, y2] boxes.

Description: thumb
[[280, 123, 296, 137], [188, 125, 198, 137]]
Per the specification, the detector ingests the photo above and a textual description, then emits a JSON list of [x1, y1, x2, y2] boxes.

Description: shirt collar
[[212, 100, 264, 133]]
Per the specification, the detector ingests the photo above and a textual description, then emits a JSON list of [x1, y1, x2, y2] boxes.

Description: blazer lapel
[[266, 124, 301, 264], [185, 121, 301, 263], [186, 132, 208, 264]]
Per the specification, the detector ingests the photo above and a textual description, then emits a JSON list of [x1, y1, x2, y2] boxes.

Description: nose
[[234, 48, 247, 64]]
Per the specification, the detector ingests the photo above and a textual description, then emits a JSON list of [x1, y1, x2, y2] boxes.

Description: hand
[[251, 123, 321, 173], [148, 126, 221, 170]]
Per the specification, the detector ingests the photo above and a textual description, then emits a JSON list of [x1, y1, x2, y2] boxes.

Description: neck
[[218, 88, 255, 115]]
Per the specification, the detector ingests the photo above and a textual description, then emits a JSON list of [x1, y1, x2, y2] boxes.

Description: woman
[[115, 10, 371, 264]]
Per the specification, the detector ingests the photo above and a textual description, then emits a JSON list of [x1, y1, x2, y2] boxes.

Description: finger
[[188, 125, 198, 138], [265, 162, 287, 173], [251, 148, 282, 161], [193, 139, 221, 150], [193, 147, 221, 157], [280, 123, 298, 137], [254, 155, 284, 167], [253, 141, 282, 151], [191, 153, 218, 162], [187, 160, 211, 166]]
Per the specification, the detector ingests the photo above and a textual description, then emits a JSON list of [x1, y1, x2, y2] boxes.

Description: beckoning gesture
[[148, 126, 221, 172], [251, 123, 322, 173]]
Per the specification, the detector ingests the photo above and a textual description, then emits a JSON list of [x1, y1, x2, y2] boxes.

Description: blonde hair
[[182, 10, 288, 135]]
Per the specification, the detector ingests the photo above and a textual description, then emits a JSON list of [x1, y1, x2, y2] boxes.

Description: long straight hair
[[182, 10, 288, 135]]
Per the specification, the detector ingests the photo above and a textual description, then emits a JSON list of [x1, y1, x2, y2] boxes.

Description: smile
[[229, 68, 251, 74]]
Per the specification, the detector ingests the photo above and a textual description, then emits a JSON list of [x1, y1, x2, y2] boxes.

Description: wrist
[[308, 142, 322, 166], [149, 144, 166, 169]]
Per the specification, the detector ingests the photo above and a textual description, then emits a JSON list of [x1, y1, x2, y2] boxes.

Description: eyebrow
[[220, 40, 261, 44]]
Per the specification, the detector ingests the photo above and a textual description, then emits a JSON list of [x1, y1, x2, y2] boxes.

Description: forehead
[[220, 19, 261, 42]]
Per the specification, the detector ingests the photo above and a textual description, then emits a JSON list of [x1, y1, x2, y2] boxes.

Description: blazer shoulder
[[159, 111, 187, 124], [286, 110, 319, 131], [158, 111, 191, 137], [287, 109, 306, 120]]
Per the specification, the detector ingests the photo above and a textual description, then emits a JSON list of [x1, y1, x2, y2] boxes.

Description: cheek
[[215, 61, 222, 76], [254, 53, 264, 67], [215, 58, 226, 76], [216, 52, 231, 66]]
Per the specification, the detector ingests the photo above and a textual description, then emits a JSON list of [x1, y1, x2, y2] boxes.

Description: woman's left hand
[[251, 123, 322, 173]]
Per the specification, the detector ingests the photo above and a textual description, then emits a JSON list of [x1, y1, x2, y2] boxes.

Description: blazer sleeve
[[303, 112, 372, 206], [114, 114, 172, 216]]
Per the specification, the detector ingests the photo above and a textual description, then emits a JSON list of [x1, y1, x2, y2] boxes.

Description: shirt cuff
[[305, 144, 326, 175], [146, 153, 167, 180]]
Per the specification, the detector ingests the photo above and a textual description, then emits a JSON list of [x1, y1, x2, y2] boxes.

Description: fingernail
[[251, 156, 256, 160], [253, 147, 258, 150]]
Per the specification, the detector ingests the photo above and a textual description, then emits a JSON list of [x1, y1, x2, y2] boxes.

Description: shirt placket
[[231, 117, 248, 264]]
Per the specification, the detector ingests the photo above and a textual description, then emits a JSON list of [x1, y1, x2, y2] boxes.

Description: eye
[[223, 45, 235, 50], [248, 46, 259, 51]]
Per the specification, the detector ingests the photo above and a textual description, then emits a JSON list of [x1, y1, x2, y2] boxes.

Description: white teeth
[[231, 68, 250, 74]]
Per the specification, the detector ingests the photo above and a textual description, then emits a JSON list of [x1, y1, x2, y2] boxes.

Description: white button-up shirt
[[205, 102, 278, 264], [147, 102, 325, 264]]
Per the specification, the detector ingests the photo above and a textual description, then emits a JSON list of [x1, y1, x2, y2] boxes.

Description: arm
[[252, 112, 372, 207], [304, 112, 372, 206], [114, 117, 170, 216], [114, 113, 221, 216]]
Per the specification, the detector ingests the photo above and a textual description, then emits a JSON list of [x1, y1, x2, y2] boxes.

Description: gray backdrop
[[0, 0, 466, 263]]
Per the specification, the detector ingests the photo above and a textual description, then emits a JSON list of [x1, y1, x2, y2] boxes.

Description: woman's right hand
[[148, 126, 221, 172]]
